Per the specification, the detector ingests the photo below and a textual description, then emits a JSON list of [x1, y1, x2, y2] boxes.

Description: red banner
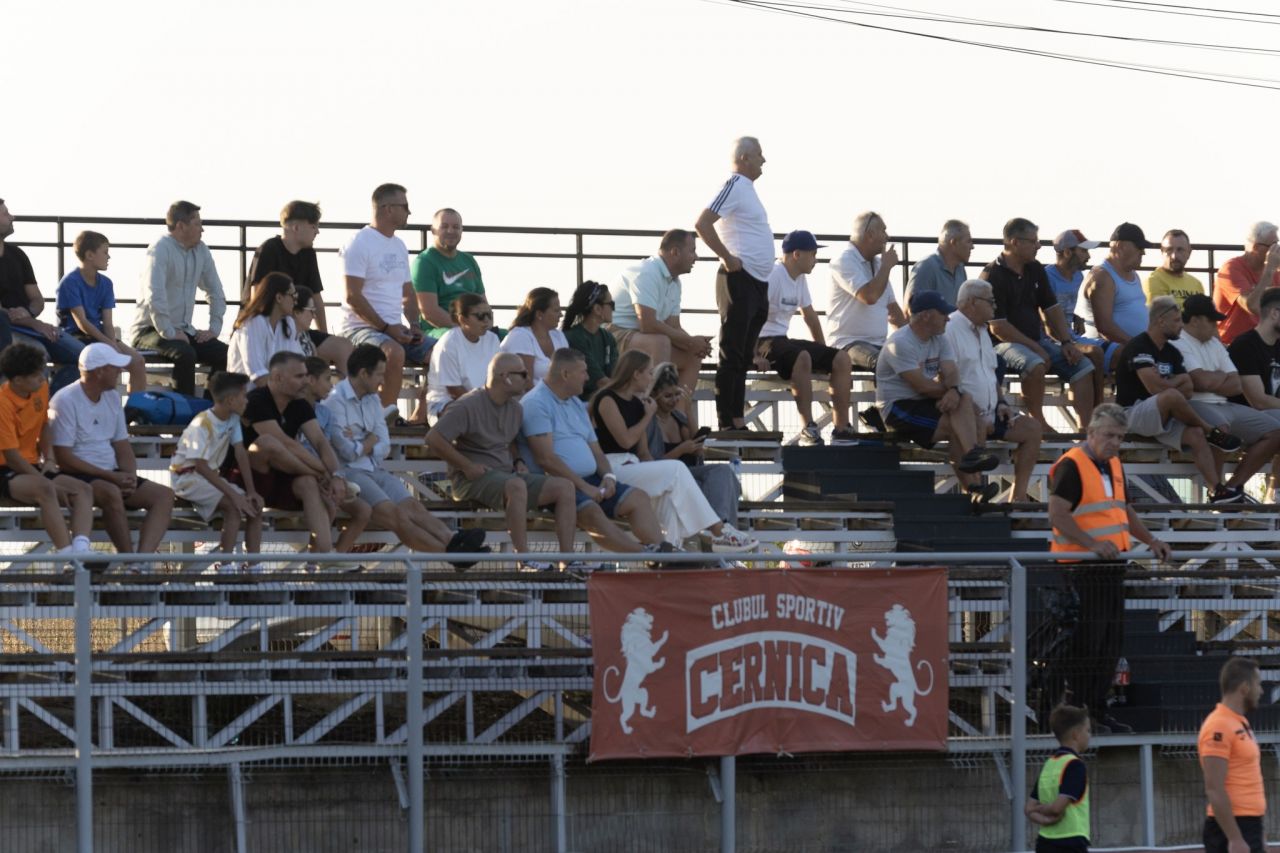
[[588, 568, 948, 760]]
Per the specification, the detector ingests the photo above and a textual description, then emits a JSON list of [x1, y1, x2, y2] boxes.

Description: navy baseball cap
[[781, 230, 824, 253], [908, 290, 956, 316], [1111, 222, 1154, 249]]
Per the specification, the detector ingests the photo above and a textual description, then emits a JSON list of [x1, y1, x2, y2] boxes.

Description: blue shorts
[[1076, 336, 1122, 375], [345, 326, 434, 365], [574, 472, 633, 517], [995, 338, 1094, 383]]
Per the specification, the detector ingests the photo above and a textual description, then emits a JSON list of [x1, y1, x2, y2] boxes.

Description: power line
[[1095, 0, 1280, 18], [723, 0, 1280, 90], [1049, 0, 1280, 25]]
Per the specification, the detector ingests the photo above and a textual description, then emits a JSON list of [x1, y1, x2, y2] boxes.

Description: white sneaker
[[799, 423, 824, 446], [706, 524, 759, 553], [70, 535, 93, 555]]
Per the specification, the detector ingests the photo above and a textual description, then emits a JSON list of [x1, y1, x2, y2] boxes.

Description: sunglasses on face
[[469, 311, 494, 321], [504, 370, 529, 379]]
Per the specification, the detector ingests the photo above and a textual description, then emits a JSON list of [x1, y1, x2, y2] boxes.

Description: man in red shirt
[[1215, 222, 1280, 345]]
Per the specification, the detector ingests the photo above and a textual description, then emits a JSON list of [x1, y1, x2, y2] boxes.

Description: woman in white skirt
[[591, 350, 757, 552]]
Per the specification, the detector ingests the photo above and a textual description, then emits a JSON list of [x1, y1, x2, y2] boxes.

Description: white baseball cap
[[79, 343, 133, 371]]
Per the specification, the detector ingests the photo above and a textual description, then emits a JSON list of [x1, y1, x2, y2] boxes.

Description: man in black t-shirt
[[1115, 296, 1245, 502], [1229, 288, 1280, 412], [244, 201, 324, 318], [236, 351, 368, 567]]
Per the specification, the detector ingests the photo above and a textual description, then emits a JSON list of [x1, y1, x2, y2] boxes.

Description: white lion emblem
[[602, 607, 668, 734], [871, 604, 935, 727]]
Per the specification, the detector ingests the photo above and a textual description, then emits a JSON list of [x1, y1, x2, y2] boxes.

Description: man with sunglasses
[[412, 208, 488, 341], [1213, 221, 1280, 346]]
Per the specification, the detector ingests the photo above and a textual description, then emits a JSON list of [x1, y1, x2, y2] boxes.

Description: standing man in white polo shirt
[[695, 137, 775, 430], [340, 183, 431, 416]]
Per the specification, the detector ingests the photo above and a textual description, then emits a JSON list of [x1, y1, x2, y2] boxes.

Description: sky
[[6, 0, 1279, 332]]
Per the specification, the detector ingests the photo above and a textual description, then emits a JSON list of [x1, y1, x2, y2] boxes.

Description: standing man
[[695, 137, 774, 431], [981, 218, 1096, 429], [825, 211, 906, 372], [132, 201, 229, 397], [1144, 229, 1205, 310], [1214, 222, 1280, 346], [412, 208, 487, 340], [1199, 656, 1266, 853], [1047, 404, 1171, 733], [905, 219, 972, 307], [0, 198, 77, 391], [340, 184, 431, 412], [0, 199, 19, 352]]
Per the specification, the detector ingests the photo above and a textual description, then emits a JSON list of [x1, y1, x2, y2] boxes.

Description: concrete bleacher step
[[780, 445, 901, 472], [782, 470, 933, 501]]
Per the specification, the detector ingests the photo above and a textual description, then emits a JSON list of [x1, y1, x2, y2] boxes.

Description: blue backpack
[[124, 390, 213, 426]]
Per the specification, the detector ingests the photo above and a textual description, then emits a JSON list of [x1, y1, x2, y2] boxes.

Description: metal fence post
[[74, 563, 93, 853], [406, 559, 425, 853], [720, 755, 736, 853], [1009, 558, 1028, 852], [550, 753, 567, 853]]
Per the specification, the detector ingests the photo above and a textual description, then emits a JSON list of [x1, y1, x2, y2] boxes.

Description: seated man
[[49, 344, 175, 568], [876, 291, 999, 495], [0, 199, 78, 392], [131, 200, 229, 397], [1171, 294, 1280, 498], [516, 348, 673, 559], [56, 230, 147, 394], [236, 352, 370, 569], [608, 229, 711, 422], [1044, 229, 1100, 335], [1144, 229, 1204, 310], [826, 211, 905, 371], [980, 217, 1095, 429], [427, 353, 588, 571], [1228, 289, 1280, 499], [1078, 223, 1157, 372], [339, 184, 431, 414], [320, 344, 484, 558], [755, 230, 855, 446], [412, 207, 488, 340], [945, 281, 1044, 503], [1214, 221, 1280, 346], [0, 342, 94, 557], [1115, 296, 1247, 503], [905, 219, 972, 307]]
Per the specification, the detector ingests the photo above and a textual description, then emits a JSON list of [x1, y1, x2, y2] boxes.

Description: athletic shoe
[[830, 426, 859, 444], [957, 447, 999, 474], [1205, 427, 1243, 452], [1210, 484, 1245, 504], [705, 524, 759, 553], [967, 482, 1000, 505], [643, 541, 679, 569], [518, 560, 556, 572], [859, 406, 886, 432], [447, 528, 489, 570], [799, 423, 824, 446]]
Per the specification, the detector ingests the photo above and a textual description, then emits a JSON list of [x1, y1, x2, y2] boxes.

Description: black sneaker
[[859, 406, 886, 432], [643, 541, 679, 569], [957, 448, 999, 474], [447, 528, 489, 570], [1210, 484, 1245, 504], [1099, 714, 1134, 734], [1206, 427, 1243, 452], [967, 482, 1000, 505]]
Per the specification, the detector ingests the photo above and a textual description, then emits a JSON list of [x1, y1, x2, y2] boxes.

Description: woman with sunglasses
[[499, 287, 569, 388], [562, 280, 618, 402], [425, 293, 502, 420], [228, 271, 305, 386], [292, 286, 352, 379]]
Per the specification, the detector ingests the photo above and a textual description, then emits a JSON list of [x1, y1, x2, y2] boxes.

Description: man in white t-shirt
[[754, 230, 855, 446], [826, 211, 906, 373], [1172, 294, 1280, 491], [340, 183, 431, 413], [49, 343, 176, 567], [695, 137, 775, 430]]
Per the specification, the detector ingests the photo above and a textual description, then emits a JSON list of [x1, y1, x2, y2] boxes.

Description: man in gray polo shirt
[[905, 219, 972, 307], [695, 136, 775, 430]]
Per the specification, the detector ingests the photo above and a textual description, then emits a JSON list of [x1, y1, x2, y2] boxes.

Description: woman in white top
[[426, 294, 501, 418], [228, 272, 305, 385], [499, 287, 569, 389]]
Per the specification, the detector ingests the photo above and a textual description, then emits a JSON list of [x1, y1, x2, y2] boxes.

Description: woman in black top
[[592, 351, 756, 552]]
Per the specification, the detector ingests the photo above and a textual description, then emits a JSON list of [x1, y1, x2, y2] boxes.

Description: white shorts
[[173, 472, 246, 521]]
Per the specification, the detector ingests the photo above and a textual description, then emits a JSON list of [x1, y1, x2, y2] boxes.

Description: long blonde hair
[[591, 349, 651, 409]]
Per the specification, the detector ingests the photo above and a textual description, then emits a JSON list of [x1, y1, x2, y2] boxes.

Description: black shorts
[[756, 336, 838, 381], [227, 466, 302, 511], [1034, 835, 1088, 852], [1205, 816, 1266, 853], [0, 468, 58, 500], [884, 398, 942, 449], [64, 472, 153, 490], [308, 329, 330, 347]]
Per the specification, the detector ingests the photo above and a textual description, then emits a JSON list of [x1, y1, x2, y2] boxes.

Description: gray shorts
[[1190, 400, 1280, 445], [340, 467, 411, 507], [345, 326, 434, 365], [1125, 396, 1186, 449], [451, 469, 548, 511]]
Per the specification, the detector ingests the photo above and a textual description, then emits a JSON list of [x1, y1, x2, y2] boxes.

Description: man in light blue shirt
[[518, 348, 669, 554], [905, 219, 973, 308], [320, 344, 466, 554]]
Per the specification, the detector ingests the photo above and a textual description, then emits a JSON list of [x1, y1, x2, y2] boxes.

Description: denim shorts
[[995, 338, 1094, 383]]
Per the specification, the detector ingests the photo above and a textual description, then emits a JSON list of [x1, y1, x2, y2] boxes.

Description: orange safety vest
[[1049, 445, 1131, 556]]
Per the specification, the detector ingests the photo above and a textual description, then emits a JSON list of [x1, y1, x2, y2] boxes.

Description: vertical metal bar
[[238, 224, 248, 300], [1140, 743, 1156, 847], [57, 219, 67, 279], [407, 560, 425, 853], [575, 233, 585, 285], [74, 564, 93, 853], [1009, 558, 1028, 852], [719, 755, 736, 853], [229, 762, 248, 853], [550, 753, 567, 853]]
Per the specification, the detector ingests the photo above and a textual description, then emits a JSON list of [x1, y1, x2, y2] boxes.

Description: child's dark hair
[[304, 356, 330, 378], [1049, 702, 1090, 742], [0, 342, 47, 379], [208, 371, 250, 401]]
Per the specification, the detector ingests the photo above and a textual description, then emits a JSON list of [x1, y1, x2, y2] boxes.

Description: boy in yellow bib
[[1027, 702, 1092, 851]]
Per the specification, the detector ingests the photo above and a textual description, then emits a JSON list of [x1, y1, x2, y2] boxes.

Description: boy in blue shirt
[[1027, 702, 1092, 851], [56, 231, 147, 393]]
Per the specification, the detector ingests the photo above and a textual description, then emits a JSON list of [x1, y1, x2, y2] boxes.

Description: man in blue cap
[[755, 230, 856, 445], [876, 290, 998, 488]]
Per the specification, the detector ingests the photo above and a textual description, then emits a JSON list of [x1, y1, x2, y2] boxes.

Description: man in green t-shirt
[[412, 208, 486, 339]]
